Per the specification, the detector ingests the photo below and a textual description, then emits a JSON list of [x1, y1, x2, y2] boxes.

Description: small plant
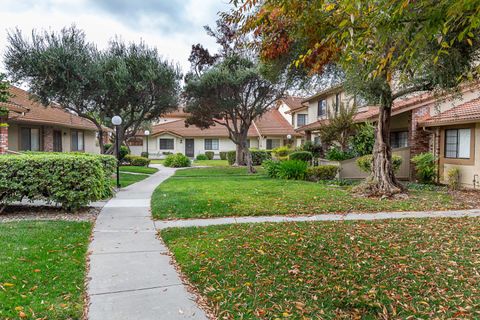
[[411, 152, 437, 184], [277, 160, 308, 180], [124, 155, 150, 166], [196, 154, 208, 160], [227, 150, 271, 166], [357, 154, 402, 173], [104, 143, 130, 161], [205, 151, 215, 160], [227, 150, 236, 165], [162, 151, 173, 156], [219, 152, 227, 160], [289, 151, 313, 162], [141, 151, 149, 158], [298, 141, 322, 157], [262, 160, 282, 178], [164, 153, 191, 168], [446, 167, 461, 190], [325, 147, 355, 161], [272, 146, 292, 158], [306, 165, 339, 181]]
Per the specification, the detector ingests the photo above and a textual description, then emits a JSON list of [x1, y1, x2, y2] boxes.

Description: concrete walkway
[[87, 165, 207, 320], [155, 208, 480, 229]]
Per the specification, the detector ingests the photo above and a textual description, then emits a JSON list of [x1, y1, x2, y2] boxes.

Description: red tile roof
[[255, 108, 301, 136], [1, 86, 98, 130], [278, 96, 306, 112], [419, 97, 480, 126]]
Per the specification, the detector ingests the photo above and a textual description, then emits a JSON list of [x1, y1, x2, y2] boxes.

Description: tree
[[0, 74, 10, 104], [4, 26, 181, 153], [232, 0, 480, 196], [317, 103, 357, 152]]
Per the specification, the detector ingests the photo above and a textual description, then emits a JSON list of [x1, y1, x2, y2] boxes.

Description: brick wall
[[0, 125, 8, 154], [408, 106, 432, 179], [43, 126, 54, 152]]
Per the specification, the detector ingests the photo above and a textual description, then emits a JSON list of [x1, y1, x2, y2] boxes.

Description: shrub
[[104, 143, 129, 161], [162, 151, 173, 156], [446, 167, 461, 190], [272, 146, 292, 158], [205, 151, 215, 160], [164, 153, 191, 168], [306, 165, 339, 181], [298, 141, 322, 157], [277, 160, 308, 180], [124, 155, 150, 166], [357, 154, 403, 173], [325, 147, 356, 161], [350, 123, 375, 156], [196, 154, 208, 160], [262, 160, 282, 178], [226, 149, 271, 166], [227, 150, 236, 165], [411, 152, 437, 184], [219, 152, 227, 160], [0, 154, 112, 211], [141, 151, 149, 158], [289, 151, 313, 162]]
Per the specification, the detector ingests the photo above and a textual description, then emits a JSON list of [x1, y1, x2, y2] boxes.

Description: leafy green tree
[[0, 74, 11, 104], [318, 103, 357, 152], [351, 123, 375, 157], [5, 26, 181, 152]]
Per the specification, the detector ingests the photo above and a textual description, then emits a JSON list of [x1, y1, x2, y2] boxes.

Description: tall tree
[[0, 74, 10, 104], [318, 103, 358, 152], [4, 26, 181, 152], [231, 0, 480, 196]]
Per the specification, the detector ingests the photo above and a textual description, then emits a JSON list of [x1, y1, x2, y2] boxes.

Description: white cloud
[[0, 0, 231, 74]]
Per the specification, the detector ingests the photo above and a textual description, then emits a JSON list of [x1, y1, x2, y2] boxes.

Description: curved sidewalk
[[87, 165, 207, 320]]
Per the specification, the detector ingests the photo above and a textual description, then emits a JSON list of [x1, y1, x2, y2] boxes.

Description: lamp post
[[112, 115, 122, 189], [144, 130, 150, 157], [287, 134, 292, 147]]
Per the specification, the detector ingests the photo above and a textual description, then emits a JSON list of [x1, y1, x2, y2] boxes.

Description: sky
[[0, 0, 232, 74]]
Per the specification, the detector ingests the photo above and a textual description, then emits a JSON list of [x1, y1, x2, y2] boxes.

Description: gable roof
[[296, 106, 378, 131], [277, 96, 306, 113], [419, 97, 480, 127], [302, 84, 344, 103], [1, 86, 98, 130], [255, 108, 300, 136]]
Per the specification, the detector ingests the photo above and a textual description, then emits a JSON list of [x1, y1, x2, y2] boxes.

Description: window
[[335, 93, 340, 114], [445, 128, 471, 159], [205, 139, 219, 150], [390, 131, 408, 149], [297, 114, 307, 127], [313, 136, 321, 145], [266, 139, 281, 149], [317, 99, 327, 117], [247, 139, 251, 148], [20, 127, 41, 151], [159, 138, 174, 150], [71, 130, 84, 151]]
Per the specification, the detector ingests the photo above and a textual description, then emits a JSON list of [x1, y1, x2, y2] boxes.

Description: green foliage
[[164, 153, 191, 168], [351, 123, 375, 156], [124, 155, 151, 167], [306, 165, 339, 181], [196, 154, 209, 160], [318, 104, 358, 151], [219, 151, 227, 160], [140, 151, 149, 158], [227, 151, 236, 165], [325, 147, 355, 161], [298, 141, 322, 157], [0, 73, 11, 105], [289, 151, 313, 162], [205, 151, 215, 160], [262, 160, 282, 178], [104, 143, 129, 161], [446, 167, 461, 190], [0, 154, 113, 210], [277, 160, 308, 180], [227, 150, 271, 166], [411, 152, 437, 184], [272, 146, 291, 157], [357, 154, 402, 173]]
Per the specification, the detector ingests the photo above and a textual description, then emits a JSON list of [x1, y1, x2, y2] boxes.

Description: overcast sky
[[0, 0, 231, 74]]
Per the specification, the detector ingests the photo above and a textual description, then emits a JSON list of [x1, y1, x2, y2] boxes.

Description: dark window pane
[[159, 139, 174, 150], [21, 128, 31, 151]]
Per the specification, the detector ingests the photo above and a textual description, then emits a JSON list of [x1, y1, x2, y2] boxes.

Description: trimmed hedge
[[141, 151, 149, 158], [205, 151, 215, 160], [124, 155, 150, 166], [227, 149, 271, 166], [164, 153, 191, 168], [277, 160, 308, 180], [306, 165, 339, 181], [219, 152, 227, 160], [289, 151, 313, 162], [272, 146, 292, 158], [357, 154, 402, 173], [196, 154, 208, 160], [0, 153, 115, 211]]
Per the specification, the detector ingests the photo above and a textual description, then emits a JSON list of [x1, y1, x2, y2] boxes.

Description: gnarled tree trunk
[[233, 131, 256, 173]]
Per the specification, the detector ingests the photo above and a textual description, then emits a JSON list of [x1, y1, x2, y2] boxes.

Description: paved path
[[87, 165, 207, 320], [155, 208, 480, 229]]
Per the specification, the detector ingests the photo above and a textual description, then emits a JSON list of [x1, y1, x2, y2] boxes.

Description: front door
[[185, 139, 194, 157], [53, 130, 62, 152]]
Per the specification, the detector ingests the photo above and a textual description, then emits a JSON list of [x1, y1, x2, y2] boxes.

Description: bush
[[306, 165, 339, 181], [141, 151, 149, 158], [298, 141, 322, 157], [205, 151, 215, 160], [446, 167, 461, 190], [104, 143, 129, 161], [272, 146, 292, 158], [196, 154, 208, 160], [0, 154, 112, 211], [124, 155, 150, 166], [325, 147, 356, 161], [226, 149, 271, 166], [356, 154, 402, 173], [277, 160, 308, 180], [289, 151, 313, 162], [164, 153, 191, 168], [350, 123, 375, 156], [219, 152, 227, 160], [227, 150, 236, 165], [162, 151, 173, 156], [262, 160, 282, 178], [411, 152, 437, 184]]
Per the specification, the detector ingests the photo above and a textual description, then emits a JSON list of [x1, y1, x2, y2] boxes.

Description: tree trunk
[[233, 132, 256, 173], [97, 129, 105, 154]]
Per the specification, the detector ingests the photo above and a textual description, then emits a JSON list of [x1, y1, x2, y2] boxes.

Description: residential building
[[0, 86, 101, 154]]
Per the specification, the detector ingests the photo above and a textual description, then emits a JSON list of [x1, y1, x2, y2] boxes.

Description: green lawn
[[112, 172, 150, 188], [119, 165, 158, 175], [150, 159, 165, 164], [193, 159, 229, 167], [151, 167, 457, 220], [162, 218, 480, 319], [0, 221, 92, 320]]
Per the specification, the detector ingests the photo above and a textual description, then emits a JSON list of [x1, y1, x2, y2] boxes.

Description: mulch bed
[[0, 205, 101, 222]]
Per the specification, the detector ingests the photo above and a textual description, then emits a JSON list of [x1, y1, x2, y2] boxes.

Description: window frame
[[317, 99, 326, 118], [390, 131, 409, 149], [444, 128, 471, 159], [159, 138, 175, 150], [71, 130, 85, 152], [297, 114, 307, 127], [266, 138, 281, 150], [20, 127, 41, 151], [204, 138, 219, 150]]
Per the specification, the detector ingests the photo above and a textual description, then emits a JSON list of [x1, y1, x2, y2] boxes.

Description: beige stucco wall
[[277, 102, 293, 124]]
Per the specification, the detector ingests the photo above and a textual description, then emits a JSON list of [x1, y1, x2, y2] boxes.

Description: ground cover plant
[[0, 221, 92, 319], [162, 218, 480, 319], [192, 160, 229, 167], [151, 167, 461, 220], [119, 166, 158, 175]]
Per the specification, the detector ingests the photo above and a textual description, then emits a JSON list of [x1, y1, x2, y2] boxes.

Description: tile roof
[[1, 86, 98, 130], [278, 96, 306, 112], [255, 108, 301, 136], [419, 97, 480, 126]]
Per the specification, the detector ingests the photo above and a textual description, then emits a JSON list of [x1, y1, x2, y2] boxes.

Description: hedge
[[227, 149, 271, 166], [0, 153, 115, 211], [356, 154, 402, 173], [196, 154, 208, 160], [289, 151, 313, 162], [306, 165, 339, 181], [205, 151, 215, 160], [219, 152, 227, 160], [164, 153, 191, 167], [124, 155, 150, 166]]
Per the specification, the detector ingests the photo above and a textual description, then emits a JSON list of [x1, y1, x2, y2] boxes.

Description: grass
[[162, 218, 480, 319], [151, 167, 457, 220], [113, 172, 150, 188], [150, 159, 165, 165], [193, 159, 229, 167], [0, 221, 92, 320], [119, 165, 158, 175]]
